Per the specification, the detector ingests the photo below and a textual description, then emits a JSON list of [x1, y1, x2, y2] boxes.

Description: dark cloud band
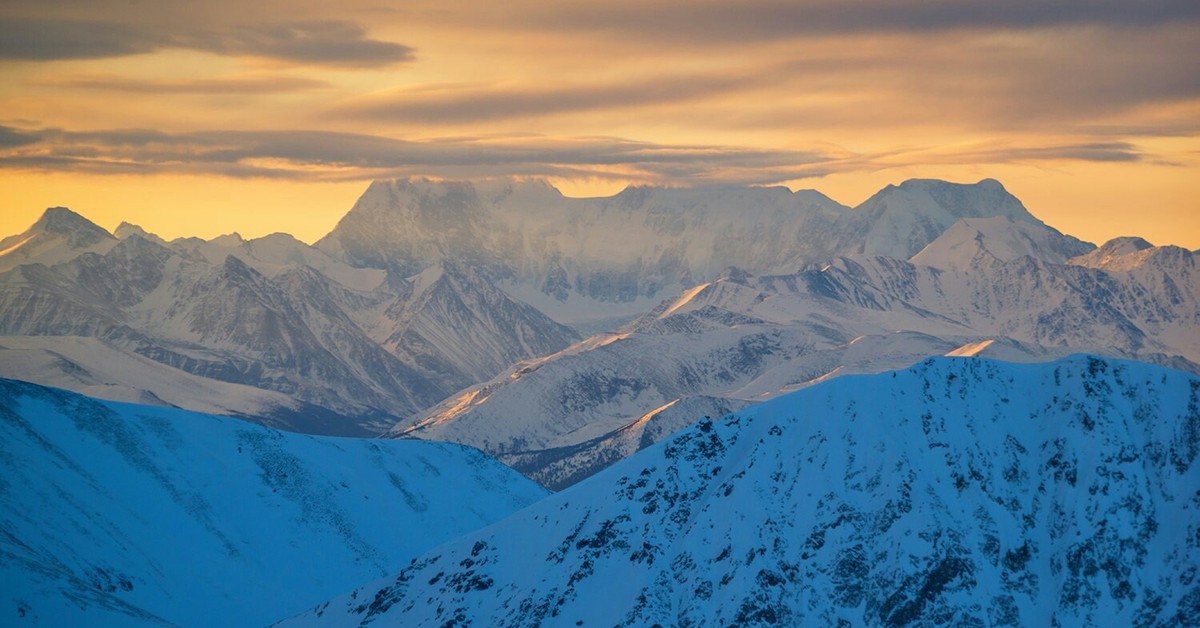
[[0, 125, 1153, 184], [528, 0, 1200, 43], [0, 18, 413, 66]]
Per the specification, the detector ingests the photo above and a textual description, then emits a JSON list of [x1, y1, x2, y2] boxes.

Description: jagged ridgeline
[[282, 356, 1200, 627]]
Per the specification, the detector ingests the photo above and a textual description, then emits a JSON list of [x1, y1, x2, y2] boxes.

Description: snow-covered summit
[[1070, 236, 1189, 272], [841, 178, 1042, 260], [910, 216, 1095, 271], [316, 178, 1049, 316], [0, 206, 117, 272]]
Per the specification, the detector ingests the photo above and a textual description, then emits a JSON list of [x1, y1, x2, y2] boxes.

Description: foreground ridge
[[284, 355, 1200, 627], [0, 379, 548, 626]]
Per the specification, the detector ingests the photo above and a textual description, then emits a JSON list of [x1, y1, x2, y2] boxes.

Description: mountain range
[[392, 215, 1197, 487], [1, 177, 1195, 485], [2, 177, 1198, 626]]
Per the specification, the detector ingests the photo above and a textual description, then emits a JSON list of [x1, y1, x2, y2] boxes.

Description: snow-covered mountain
[[0, 210, 577, 434], [910, 216, 1093, 271], [0, 207, 117, 273], [315, 177, 1056, 328], [393, 221, 1197, 487], [0, 378, 547, 626], [0, 177, 1062, 433], [282, 356, 1200, 627]]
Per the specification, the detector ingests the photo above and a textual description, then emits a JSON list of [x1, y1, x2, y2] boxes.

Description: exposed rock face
[[284, 356, 1200, 628]]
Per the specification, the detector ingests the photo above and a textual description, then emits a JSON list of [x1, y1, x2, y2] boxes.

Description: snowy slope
[[0, 379, 548, 626], [0, 335, 302, 415], [394, 222, 1198, 486], [281, 356, 1200, 627]]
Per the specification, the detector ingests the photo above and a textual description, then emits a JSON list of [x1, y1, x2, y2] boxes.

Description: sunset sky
[[2, 0, 1197, 248]]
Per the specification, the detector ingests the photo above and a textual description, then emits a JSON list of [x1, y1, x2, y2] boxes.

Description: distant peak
[[209, 232, 245, 246], [35, 207, 110, 236], [113, 221, 146, 238], [28, 207, 114, 250], [112, 222, 166, 245], [1096, 236, 1154, 254], [861, 177, 1033, 225], [893, 177, 1006, 192]]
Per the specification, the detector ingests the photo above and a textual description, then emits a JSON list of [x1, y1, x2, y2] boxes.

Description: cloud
[[0, 19, 162, 60], [0, 18, 414, 66], [36, 74, 332, 94], [0, 126, 41, 148], [522, 0, 1200, 44], [879, 142, 1148, 167], [0, 125, 1165, 186], [187, 21, 414, 67], [335, 74, 760, 124]]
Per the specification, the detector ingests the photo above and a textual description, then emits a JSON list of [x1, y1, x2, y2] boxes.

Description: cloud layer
[[0, 18, 413, 66], [0, 125, 1156, 185], [0, 0, 1196, 249]]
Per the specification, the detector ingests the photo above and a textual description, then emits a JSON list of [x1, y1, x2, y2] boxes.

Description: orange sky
[[2, 1, 1198, 248]]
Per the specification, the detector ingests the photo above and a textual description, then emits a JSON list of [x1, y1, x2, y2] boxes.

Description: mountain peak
[[1069, 236, 1178, 271], [0, 207, 117, 272], [910, 215, 1095, 270], [849, 178, 1041, 259], [33, 207, 113, 244], [870, 178, 1028, 219], [113, 221, 168, 245]]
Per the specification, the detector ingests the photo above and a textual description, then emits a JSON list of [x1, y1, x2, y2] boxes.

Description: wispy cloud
[[0, 18, 414, 67], [520, 0, 1200, 44], [35, 74, 332, 94], [0, 125, 1161, 185], [335, 74, 761, 124]]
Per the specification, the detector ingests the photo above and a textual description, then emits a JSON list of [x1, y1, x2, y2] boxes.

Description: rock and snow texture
[[909, 216, 1093, 271], [0, 209, 577, 434], [0, 177, 1060, 434], [393, 219, 1198, 486], [315, 177, 1059, 325], [282, 356, 1200, 627], [0, 207, 117, 273], [0, 378, 547, 627]]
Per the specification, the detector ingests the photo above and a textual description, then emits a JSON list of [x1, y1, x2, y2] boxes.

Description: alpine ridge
[[282, 356, 1200, 627], [392, 220, 1197, 486], [0, 208, 577, 434]]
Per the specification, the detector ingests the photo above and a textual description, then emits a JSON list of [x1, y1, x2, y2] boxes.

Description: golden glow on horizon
[[1, 1, 1197, 248]]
